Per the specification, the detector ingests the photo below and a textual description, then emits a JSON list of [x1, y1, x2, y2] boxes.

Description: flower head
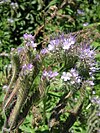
[[61, 68, 81, 85], [42, 70, 58, 80], [22, 63, 33, 75], [61, 72, 71, 81], [23, 33, 34, 40], [23, 33, 37, 49], [48, 38, 60, 51], [17, 47, 24, 54], [27, 64, 33, 71], [48, 70, 59, 78], [79, 45, 95, 59], [40, 48, 49, 55], [22, 63, 33, 71], [62, 36, 75, 50], [48, 35, 76, 52], [78, 45, 97, 76], [85, 80, 94, 86]]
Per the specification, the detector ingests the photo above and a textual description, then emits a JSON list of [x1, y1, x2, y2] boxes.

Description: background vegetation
[[0, 0, 100, 132]]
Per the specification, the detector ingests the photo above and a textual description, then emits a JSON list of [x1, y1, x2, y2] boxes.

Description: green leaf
[[45, 0, 59, 10], [92, 41, 100, 48], [20, 125, 35, 133]]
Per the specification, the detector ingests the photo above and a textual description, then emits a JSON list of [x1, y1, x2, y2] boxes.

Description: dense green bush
[[0, 0, 100, 48]]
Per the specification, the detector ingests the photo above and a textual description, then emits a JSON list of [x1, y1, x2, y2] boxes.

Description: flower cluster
[[23, 33, 37, 49], [47, 35, 76, 52], [85, 80, 94, 86], [10, 33, 97, 91], [61, 68, 81, 85], [17, 47, 24, 54], [47, 34, 97, 89], [79, 45, 96, 60], [22, 63, 33, 71], [48, 38, 61, 51], [42, 70, 58, 80], [62, 36, 75, 50], [22, 63, 33, 75], [78, 45, 97, 77], [40, 48, 49, 55]]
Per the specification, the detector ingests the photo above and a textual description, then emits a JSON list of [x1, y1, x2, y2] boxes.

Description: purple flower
[[48, 38, 60, 51], [61, 68, 81, 85], [42, 70, 48, 77], [61, 72, 71, 81], [79, 46, 95, 59], [70, 68, 78, 77], [62, 40, 70, 50], [78, 45, 96, 76], [88, 80, 94, 86], [62, 36, 75, 50], [48, 44, 55, 51], [48, 35, 76, 52], [42, 70, 58, 79], [27, 64, 33, 71], [77, 9, 85, 15], [23, 33, 34, 40], [20, 64, 33, 76], [22, 64, 33, 72], [70, 69, 81, 83], [22, 64, 27, 71], [90, 67, 96, 73], [23, 33, 37, 49], [26, 41, 37, 48], [35, 54, 41, 60], [40, 48, 49, 55], [48, 71, 59, 78], [17, 47, 24, 54]]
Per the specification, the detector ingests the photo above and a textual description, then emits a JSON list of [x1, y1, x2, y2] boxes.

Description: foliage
[[0, 0, 100, 133]]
